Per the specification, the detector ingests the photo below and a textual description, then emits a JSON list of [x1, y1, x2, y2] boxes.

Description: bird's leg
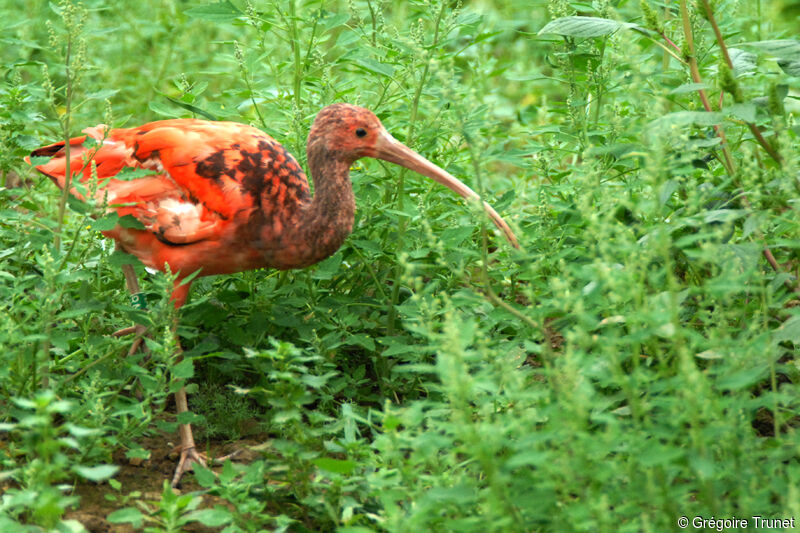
[[171, 379, 239, 487], [169, 283, 206, 487], [113, 262, 153, 402], [168, 280, 238, 487], [171, 380, 240, 487], [112, 264, 208, 485], [113, 262, 150, 356], [171, 378, 208, 487]]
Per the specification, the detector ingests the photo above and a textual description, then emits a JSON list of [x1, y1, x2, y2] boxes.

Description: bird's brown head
[[309, 103, 519, 249], [308, 103, 385, 161]]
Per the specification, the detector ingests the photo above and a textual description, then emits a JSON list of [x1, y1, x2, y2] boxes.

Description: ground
[[68, 432, 263, 533]]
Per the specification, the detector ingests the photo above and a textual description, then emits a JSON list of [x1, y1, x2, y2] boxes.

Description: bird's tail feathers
[[26, 125, 127, 196]]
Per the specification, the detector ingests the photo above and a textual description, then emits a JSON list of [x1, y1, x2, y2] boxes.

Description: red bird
[[29, 103, 519, 485]]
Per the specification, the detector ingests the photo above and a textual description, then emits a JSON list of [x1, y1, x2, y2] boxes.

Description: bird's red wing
[[30, 118, 312, 273], [28, 121, 239, 246], [106, 179, 225, 245], [117, 119, 292, 221]]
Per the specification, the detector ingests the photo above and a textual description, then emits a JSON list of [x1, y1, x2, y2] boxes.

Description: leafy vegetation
[[1, 0, 799, 531]]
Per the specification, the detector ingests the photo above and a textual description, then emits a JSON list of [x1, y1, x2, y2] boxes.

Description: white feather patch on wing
[[156, 198, 203, 230], [140, 157, 165, 173], [152, 197, 222, 244]]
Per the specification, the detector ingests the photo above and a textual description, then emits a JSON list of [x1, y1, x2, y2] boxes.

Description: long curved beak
[[373, 130, 519, 249]]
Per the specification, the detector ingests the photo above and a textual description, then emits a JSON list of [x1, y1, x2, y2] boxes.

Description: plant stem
[[461, 126, 553, 358], [289, 0, 302, 109], [662, 0, 672, 70], [366, 0, 377, 48], [679, 0, 735, 176], [386, 0, 447, 334], [756, 0, 763, 41], [44, 24, 80, 390], [699, 0, 783, 165], [692, 0, 795, 291], [239, 46, 268, 131], [54, 34, 74, 252]]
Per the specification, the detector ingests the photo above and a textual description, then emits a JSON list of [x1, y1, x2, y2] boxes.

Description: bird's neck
[[283, 144, 355, 268]]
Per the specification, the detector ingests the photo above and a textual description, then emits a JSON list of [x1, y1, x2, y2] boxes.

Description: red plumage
[[28, 104, 518, 484], [30, 119, 320, 296]]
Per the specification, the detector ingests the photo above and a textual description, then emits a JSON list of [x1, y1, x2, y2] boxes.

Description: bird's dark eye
[[355, 128, 367, 138]]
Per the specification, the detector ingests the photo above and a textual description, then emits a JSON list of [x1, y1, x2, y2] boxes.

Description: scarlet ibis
[[28, 103, 519, 485]]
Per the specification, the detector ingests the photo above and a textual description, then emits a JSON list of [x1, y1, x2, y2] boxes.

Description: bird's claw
[[170, 445, 241, 487], [112, 324, 149, 357], [171, 445, 207, 487]]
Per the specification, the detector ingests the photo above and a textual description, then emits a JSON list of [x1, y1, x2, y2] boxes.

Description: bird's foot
[[170, 445, 241, 487], [171, 445, 207, 487], [112, 324, 150, 357]]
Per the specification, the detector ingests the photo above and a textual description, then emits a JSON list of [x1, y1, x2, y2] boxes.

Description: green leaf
[[717, 366, 767, 390], [538, 16, 640, 38], [107, 507, 144, 527], [114, 167, 160, 181], [507, 450, 549, 468], [471, 30, 504, 46], [219, 459, 236, 484], [649, 111, 724, 130], [184, 1, 242, 22], [322, 12, 350, 31], [108, 249, 141, 267], [695, 350, 724, 360], [345, 334, 375, 351], [72, 464, 119, 482], [92, 213, 119, 231], [66, 424, 102, 437], [313, 457, 356, 474], [149, 100, 183, 118], [56, 519, 90, 533], [669, 83, 711, 94], [172, 358, 194, 379], [177, 410, 204, 425], [777, 59, 800, 77], [689, 455, 716, 480], [0, 37, 44, 50], [67, 195, 93, 214], [742, 39, 800, 61], [638, 444, 685, 467], [658, 179, 679, 207], [440, 226, 474, 246], [187, 508, 233, 527], [193, 464, 217, 487], [742, 213, 762, 238], [300, 372, 334, 388], [118, 214, 145, 229], [774, 315, 800, 344], [336, 30, 360, 48], [702, 209, 745, 224], [164, 96, 219, 121], [125, 447, 150, 461], [84, 89, 120, 101], [728, 48, 757, 75], [312, 253, 342, 280], [352, 57, 395, 78], [425, 485, 475, 503], [728, 103, 757, 123]]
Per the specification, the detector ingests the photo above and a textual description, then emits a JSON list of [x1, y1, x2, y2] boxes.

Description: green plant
[[0, 0, 798, 531], [0, 390, 116, 529], [107, 480, 215, 532]]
